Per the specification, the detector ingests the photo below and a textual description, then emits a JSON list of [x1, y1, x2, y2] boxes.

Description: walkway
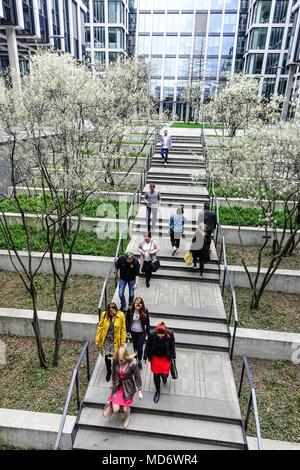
[[72, 129, 246, 450]]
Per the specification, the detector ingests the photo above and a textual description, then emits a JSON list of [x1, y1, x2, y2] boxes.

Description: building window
[[219, 57, 232, 78], [151, 57, 163, 76], [166, 13, 180, 33], [108, 28, 124, 48], [109, 52, 123, 63], [83, 1, 89, 22], [273, 0, 288, 23], [221, 36, 234, 56], [194, 36, 206, 55], [209, 13, 222, 33], [179, 36, 192, 55], [152, 35, 165, 54], [177, 57, 190, 77], [85, 26, 91, 47], [207, 36, 220, 56], [269, 27, 284, 49], [137, 35, 150, 55], [223, 14, 237, 33], [249, 27, 268, 49], [165, 35, 178, 55], [180, 14, 194, 33], [205, 58, 218, 77], [210, 0, 224, 10], [285, 27, 292, 49], [164, 58, 177, 76], [94, 26, 105, 47], [252, 0, 272, 24], [141, 13, 154, 32], [163, 80, 175, 99], [262, 77, 276, 98], [278, 77, 287, 95], [281, 53, 289, 74], [246, 53, 264, 74], [224, 0, 238, 8], [93, 1, 105, 23], [108, 1, 124, 23], [265, 53, 280, 74]]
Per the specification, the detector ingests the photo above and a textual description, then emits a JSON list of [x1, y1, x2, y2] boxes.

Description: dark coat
[[197, 209, 217, 231], [111, 360, 142, 401], [143, 329, 176, 362], [190, 232, 210, 263], [126, 308, 150, 337]]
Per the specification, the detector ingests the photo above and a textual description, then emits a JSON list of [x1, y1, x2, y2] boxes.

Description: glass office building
[[134, 0, 240, 119], [83, 0, 130, 73]]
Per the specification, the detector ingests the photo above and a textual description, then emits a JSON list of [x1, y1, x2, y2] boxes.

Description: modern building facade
[[0, 0, 87, 79], [82, 0, 131, 74]]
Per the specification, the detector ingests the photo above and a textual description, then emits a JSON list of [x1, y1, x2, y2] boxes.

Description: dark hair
[[155, 322, 170, 339], [204, 202, 210, 210], [130, 297, 148, 322], [106, 302, 118, 318], [145, 231, 152, 239], [149, 184, 155, 188], [177, 205, 184, 215]]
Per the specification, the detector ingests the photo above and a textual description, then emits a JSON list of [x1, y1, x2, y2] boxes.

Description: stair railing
[[238, 357, 263, 450], [97, 129, 158, 319], [201, 123, 238, 360], [53, 341, 90, 450]]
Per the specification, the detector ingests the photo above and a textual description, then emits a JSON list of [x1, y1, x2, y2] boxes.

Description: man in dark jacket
[[197, 202, 217, 249], [115, 252, 140, 312]]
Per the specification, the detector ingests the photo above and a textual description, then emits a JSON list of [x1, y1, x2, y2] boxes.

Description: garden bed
[[223, 245, 300, 271], [224, 286, 300, 333], [232, 357, 300, 443], [0, 334, 99, 416], [0, 225, 130, 257], [0, 272, 115, 315], [217, 206, 288, 228]]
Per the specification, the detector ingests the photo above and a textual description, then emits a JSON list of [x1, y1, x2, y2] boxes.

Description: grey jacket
[[111, 360, 142, 401], [160, 135, 172, 149]]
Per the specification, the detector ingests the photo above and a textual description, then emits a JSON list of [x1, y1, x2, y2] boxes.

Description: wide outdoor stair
[[147, 174, 207, 185], [151, 155, 206, 168], [73, 388, 245, 450]]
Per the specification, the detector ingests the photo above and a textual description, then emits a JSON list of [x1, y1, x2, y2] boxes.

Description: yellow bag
[[184, 251, 193, 266]]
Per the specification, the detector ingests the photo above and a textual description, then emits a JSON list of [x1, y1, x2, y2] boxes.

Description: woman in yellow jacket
[[95, 302, 126, 382]]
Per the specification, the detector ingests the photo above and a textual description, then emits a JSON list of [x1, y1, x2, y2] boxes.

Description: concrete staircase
[[72, 130, 246, 451]]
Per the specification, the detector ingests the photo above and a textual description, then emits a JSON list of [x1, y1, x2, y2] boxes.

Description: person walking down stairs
[[160, 129, 172, 166], [143, 322, 176, 404], [197, 202, 217, 253], [138, 231, 159, 288], [115, 251, 140, 312], [143, 184, 161, 233], [106, 346, 143, 429], [126, 297, 150, 372], [95, 303, 126, 382], [190, 223, 210, 279], [169, 206, 185, 256]]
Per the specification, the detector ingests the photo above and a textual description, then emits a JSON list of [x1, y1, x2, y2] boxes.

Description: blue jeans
[[131, 331, 146, 361], [119, 278, 135, 310], [160, 147, 169, 162]]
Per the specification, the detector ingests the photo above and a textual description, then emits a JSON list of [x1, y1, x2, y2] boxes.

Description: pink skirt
[[109, 370, 134, 407]]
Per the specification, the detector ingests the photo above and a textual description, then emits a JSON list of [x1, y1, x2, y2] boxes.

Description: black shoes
[[146, 281, 150, 288], [162, 375, 168, 384], [138, 361, 142, 372], [153, 391, 160, 403], [106, 370, 111, 382]]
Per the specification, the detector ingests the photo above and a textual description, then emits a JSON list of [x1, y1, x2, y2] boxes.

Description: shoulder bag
[[170, 359, 178, 380]]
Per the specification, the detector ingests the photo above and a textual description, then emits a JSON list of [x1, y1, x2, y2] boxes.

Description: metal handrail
[[238, 357, 263, 450], [201, 122, 238, 360], [97, 129, 158, 319], [53, 341, 90, 450]]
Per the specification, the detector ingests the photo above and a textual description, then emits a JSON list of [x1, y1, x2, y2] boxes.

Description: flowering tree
[[0, 51, 161, 367], [201, 74, 282, 140], [209, 121, 300, 309]]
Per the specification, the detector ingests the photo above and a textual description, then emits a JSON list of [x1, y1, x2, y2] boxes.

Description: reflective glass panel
[[224, 0, 238, 8], [269, 27, 284, 49], [207, 36, 220, 55], [223, 13, 237, 33], [139, 13, 152, 32], [94, 51, 105, 71], [152, 35, 165, 54], [219, 57, 232, 77], [180, 13, 194, 32], [108, 27, 124, 48], [164, 57, 177, 76], [246, 53, 263, 74], [252, 1, 271, 23], [194, 35, 206, 54], [177, 57, 190, 77], [209, 13, 222, 32], [94, 26, 105, 47], [152, 13, 166, 32], [165, 35, 178, 54], [205, 58, 218, 77], [221, 36, 234, 55], [93, 1, 105, 23], [179, 35, 192, 55], [151, 57, 163, 75], [210, 0, 224, 10], [167, 13, 180, 32], [138, 35, 151, 55], [273, 0, 288, 23], [262, 78, 275, 98], [265, 53, 280, 74], [249, 27, 268, 49]]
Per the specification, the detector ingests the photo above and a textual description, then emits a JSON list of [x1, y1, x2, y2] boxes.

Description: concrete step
[[147, 178, 207, 186], [148, 317, 229, 338], [83, 388, 243, 425], [75, 404, 243, 449], [146, 304, 227, 324], [156, 194, 209, 203], [142, 268, 220, 284], [151, 162, 205, 168], [147, 260, 220, 275], [73, 428, 237, 450], [131, 247, 219, 265]]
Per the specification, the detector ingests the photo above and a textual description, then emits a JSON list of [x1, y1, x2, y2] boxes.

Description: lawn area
[[171, 123, 202, 128], [223, 286, 300, 333], [217, 205, 289, 229], [0, 225, 131, 257], [0, 334, 99, 416], [223, 245, 300, 271], [0, 272, 116, 315], [232, 357, 300, 443]]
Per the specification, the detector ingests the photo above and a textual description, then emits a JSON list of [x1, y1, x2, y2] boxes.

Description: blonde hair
[[113, 346, 136, 363], [199, 223, 207, 235]]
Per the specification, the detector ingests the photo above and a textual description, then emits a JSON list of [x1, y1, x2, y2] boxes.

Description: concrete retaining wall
[[29, 169, 141, 185], [221, 225, 295, 247], [0, 409, 75, 450], [217, 197, 292, 212], [222, 265, 300, 294], [1, 309, 299, 362], [0, 250, 115, 277], [7, 188, 135, 202]]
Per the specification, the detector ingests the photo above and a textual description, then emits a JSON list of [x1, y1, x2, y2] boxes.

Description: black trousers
[[192, 253, 205, 275], [170, 229, 182, 249], [105, 355, 112, 374], [143, 260, 153, 283], [206, 230, 213, 247], [153, 373, 169, 392]]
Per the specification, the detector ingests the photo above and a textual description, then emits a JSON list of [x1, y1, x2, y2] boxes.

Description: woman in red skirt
[[143, 322, 176, 403]]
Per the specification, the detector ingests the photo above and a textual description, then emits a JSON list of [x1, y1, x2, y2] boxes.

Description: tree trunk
[[31, 287, 47, 369]]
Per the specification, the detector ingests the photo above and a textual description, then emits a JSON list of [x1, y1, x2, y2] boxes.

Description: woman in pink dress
[[108, 346, 143, 428]]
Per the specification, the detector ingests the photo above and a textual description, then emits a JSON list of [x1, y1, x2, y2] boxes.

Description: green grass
[[171, 123, 202, 128], [0, 194, 137, 219], [216, 205, 288, 229], [0, 224, 131, 257]]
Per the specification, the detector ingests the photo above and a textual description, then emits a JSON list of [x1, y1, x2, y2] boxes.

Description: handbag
[[170, 359, 178, 380], [184, 251, 193, 266], [151, 256, 160, 272], [103, 400, 113, 420]]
